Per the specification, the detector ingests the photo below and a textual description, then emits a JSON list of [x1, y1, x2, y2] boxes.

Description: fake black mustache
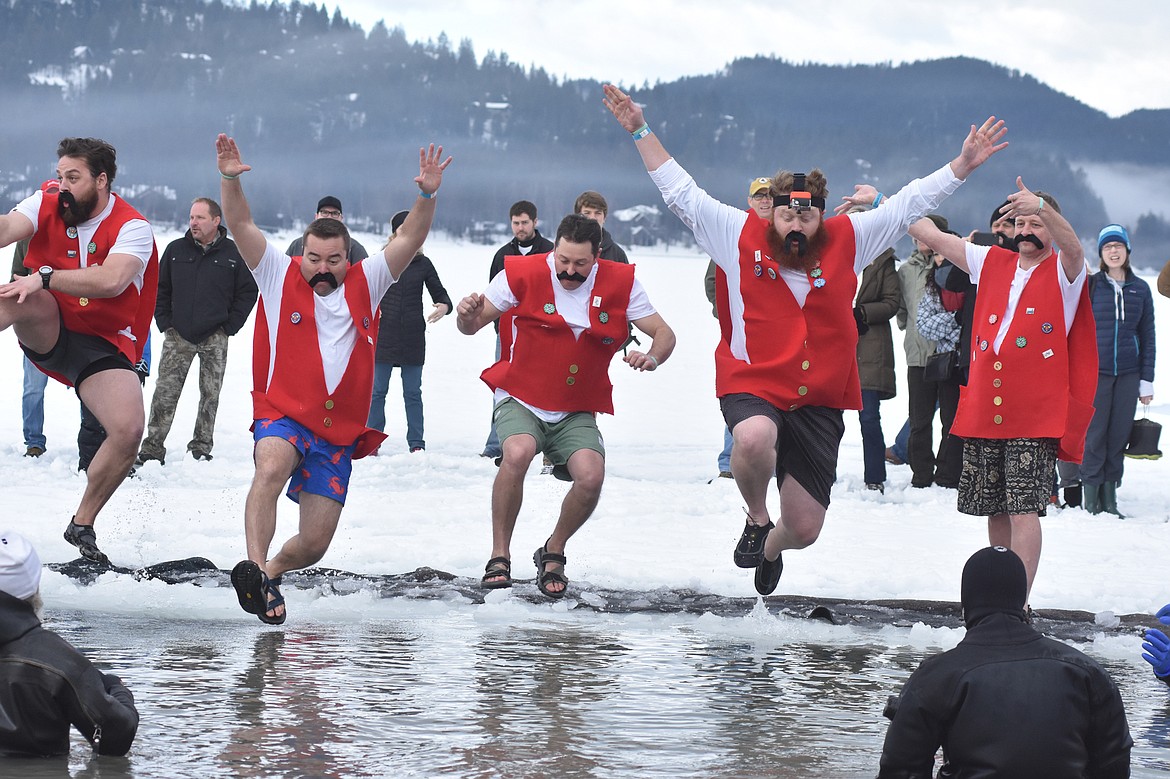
[[57, 190, 77, 214], [556, 271, 588, 283], [308, 272, 339, 289], [1015, 233, 1044, 250], [784, 231, 809, 256]]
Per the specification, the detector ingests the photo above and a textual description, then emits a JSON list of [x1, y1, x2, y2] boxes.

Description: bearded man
[[0, 138, 158, 565], [603, 84, 1007, 595]]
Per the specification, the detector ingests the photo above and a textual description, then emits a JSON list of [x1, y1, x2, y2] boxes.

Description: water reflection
[[6, 608, 1164, 778]]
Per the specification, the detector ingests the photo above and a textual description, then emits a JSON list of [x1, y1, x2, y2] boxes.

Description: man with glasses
[[286, 196, 368, 265]]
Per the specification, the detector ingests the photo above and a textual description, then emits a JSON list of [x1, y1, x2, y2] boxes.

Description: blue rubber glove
[[1142, 628, 1170, 677], [1157, 603, 1170, 624]]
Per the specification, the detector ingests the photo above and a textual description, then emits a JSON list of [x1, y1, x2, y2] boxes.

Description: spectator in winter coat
[[914, 249, 965, 489], [367, 210, 453, 453], [878, 546, 1132, 778], [0, 531, 138, 756], [137, 198, 258, 464], [1081, 224, 1155, 515], [897, 214, 952, 488], [854, 245, 901, 492]]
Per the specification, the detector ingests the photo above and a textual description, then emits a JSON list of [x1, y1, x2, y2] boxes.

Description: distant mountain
[[2, 0, 1167, 264]]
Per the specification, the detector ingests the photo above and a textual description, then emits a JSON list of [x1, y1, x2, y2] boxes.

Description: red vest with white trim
[[26, 192, 158, 374], [714, 214, 861, 411], [951, 247, 1097, 461], [481, 255, 634, 415], [251, 259, 386, 458]]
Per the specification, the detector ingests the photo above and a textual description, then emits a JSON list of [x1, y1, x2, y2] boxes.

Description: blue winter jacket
[[1088, 269, 1156, 380]]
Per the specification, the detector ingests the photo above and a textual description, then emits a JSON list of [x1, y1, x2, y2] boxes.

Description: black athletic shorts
[[22, 324, 135, 388], [720, 393, 845, 509]]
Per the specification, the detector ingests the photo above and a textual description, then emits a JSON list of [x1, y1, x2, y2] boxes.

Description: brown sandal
[[481, 556, 512, 589]]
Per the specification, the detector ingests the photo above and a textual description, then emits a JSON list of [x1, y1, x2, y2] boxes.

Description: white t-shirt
[[485, 253, 656, 422], [251, 240, 395, 394]]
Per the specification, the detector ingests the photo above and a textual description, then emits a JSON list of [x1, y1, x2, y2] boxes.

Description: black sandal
[[481, 556, 513, 589], [754, 552, 784, 596], [533, 544, 569, 599], [733, 519, 774, 568]]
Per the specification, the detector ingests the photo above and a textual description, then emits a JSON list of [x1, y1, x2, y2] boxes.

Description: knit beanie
[[1097, 224, 1131, 258], [0, 531, 41, 600], [961, 546, 1027, 627], [990, 200, 1011, 229], [390, 210, 410, 234]]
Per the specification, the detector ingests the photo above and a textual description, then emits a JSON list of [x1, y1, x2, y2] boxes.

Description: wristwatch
[[38, 266, 53, 290]]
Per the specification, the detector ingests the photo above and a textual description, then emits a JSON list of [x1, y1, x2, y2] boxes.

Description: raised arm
[[907, 218, 971, 274], [382, 144, 453, 279], [624, 313, 676, 372], [1001, 176, 1084, 282], [603, 84, 671, 173], [216, 134, 265, 269], [948, 117, 1009, 180]]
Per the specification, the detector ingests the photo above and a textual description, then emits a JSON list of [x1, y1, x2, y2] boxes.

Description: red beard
[[765, 221, 826, 273]]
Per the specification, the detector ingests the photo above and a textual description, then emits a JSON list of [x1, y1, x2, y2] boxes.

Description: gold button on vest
[[324, 399, 335, 410], [566, 377, 575, 386], [992, 378, 1002, 388], [993, 361, 1003, 371], [801, 360, 810, 370], [797, 386, 808, 396], [993, 396, 1003, 406], [993, 415, 1003, 425], [323, 417, 332, 427], [569, 364, 579, 374], [79, 297, 89, 307]]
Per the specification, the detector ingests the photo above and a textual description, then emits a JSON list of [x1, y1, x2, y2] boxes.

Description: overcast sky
[[330, 0, 1169, 118]]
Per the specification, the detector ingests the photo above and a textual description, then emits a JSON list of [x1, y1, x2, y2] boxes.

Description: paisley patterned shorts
[[957, 437, 1058, 517]]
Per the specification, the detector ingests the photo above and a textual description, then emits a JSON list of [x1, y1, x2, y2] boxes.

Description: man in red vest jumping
[[456, 214, 675, 599], [216, 134, 451, 624], [603, 83, 1008, 596], [0, 138, 158, 565]]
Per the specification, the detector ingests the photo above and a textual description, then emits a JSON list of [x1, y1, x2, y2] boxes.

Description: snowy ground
[[2, 228, 1169, 640]]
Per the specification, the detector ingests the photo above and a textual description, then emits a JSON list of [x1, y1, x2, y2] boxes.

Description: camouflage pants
[[140, 328, 229, 459]]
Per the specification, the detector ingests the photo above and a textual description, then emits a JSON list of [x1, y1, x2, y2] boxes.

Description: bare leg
[[988, 512, 1042, 602], [763, 477, 828, 561], [259, 493, 344, 621], [488, 433, 538, 574], [540, 448, 605, 594], [244, 437, 301, 567], [73, 370, 144, 526], [730, 415, 778, 526], [3, 289, 60, 350]]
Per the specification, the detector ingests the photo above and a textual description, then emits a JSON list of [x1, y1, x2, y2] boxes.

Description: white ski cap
[[0, 531, 41, 600]]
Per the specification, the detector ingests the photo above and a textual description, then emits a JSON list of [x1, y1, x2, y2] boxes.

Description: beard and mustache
[[57, 189, 99, 227], [765, 221, 827, 273]]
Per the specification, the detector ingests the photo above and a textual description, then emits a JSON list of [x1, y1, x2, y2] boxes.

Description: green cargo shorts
[[493, 398, 606, 468]]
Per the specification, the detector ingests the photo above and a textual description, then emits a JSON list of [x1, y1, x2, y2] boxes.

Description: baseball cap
[[316, 196, 343, 214], [748, 177, 772, 197]]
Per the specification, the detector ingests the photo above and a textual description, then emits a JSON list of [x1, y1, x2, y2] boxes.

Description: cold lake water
[[9, 581, 1170, 779]]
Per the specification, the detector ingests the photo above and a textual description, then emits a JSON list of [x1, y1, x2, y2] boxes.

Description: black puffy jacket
[[374, 253, 451, 366], [155, 227, 258, 343], [0, 593, 138, 756], [878, 612, 1132, 779]]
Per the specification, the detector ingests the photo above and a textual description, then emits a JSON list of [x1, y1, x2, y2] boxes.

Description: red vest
[[251, 259, 385, 458], [26, 192, 158, 374], [481, 255, 634, 415], [952, 247, 1097, 461], [714, 215, 862, 411]]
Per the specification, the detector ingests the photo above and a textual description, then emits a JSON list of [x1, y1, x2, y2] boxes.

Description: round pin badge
[[1041, 322, 1053, 334], [980, 340, 989, 351], [291, 312, 302, 324], [754, 264, 763, 277], [66, 226, 78, 239], [813, 278, 826, 288], [602, 337, 614, 345], [1015, 336, 1027, 348], [543, 303, 555, 314], [87, 241, 97, 253], [989, 314, 998, 324], [599, 312, 609, 324], [767, 268, 777, 279], [810, 267, 822, 279], [363, 316, 370, 329]]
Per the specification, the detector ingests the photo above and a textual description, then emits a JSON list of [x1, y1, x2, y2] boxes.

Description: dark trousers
[[1081, 371, 1141, 485], [906, 366, 963, 487], [858, 389, 887, 485]]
